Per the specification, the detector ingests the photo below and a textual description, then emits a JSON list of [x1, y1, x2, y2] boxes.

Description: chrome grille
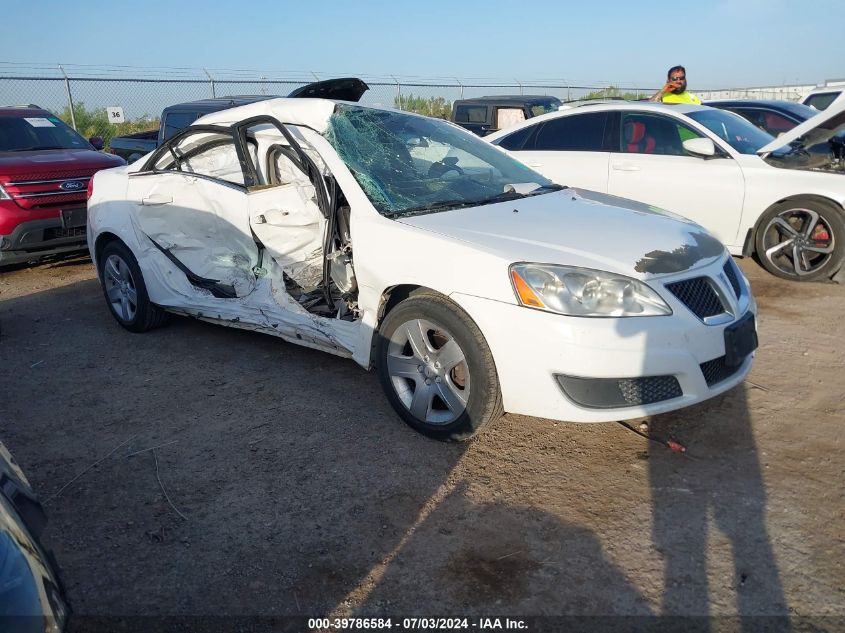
[[723, 261, 741, 299], [3, 174, 92, 209], [665, 277, 725, 319]]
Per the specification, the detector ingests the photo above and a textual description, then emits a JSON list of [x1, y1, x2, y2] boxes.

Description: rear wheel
[[755, 199, 844, 281], [376, 291, 503, 441], [98, 240, 168, 332]]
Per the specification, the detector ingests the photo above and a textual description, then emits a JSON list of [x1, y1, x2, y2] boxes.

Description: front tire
[[754, 198, 844, 281], [376, 291, 503, 441], [98, 240, 168, 332]]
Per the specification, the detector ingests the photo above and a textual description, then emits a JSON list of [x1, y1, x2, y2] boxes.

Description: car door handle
[[611, 163, 641, 172], [141, 194, 173, 206]]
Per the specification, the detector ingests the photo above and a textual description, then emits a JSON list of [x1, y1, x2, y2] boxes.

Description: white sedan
[[87, 98, 756, 440], [487, 101, 845, 281]]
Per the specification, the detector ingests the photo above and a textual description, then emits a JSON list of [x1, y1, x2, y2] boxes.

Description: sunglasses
[[670, 76, 686, 81]]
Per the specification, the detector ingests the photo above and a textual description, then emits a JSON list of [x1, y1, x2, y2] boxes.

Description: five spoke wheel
[[756, 200, 843, 281], [376, 291, 502, 441], [386, 318, 470, 425], [762, 207, 835, 277], [98, 240, 167, 332], [103, 254, 139, 322]]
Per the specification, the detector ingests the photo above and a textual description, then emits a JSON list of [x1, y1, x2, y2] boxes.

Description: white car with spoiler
[[488, 100, 845, 281], [87, 98, 757, 440]]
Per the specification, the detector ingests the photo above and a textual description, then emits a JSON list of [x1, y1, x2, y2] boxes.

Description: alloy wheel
[[103, 254, 139, 322], [762, 207, 835, 277]]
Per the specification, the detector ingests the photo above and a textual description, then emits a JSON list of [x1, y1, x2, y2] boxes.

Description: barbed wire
[[1, 61, 839, 93]]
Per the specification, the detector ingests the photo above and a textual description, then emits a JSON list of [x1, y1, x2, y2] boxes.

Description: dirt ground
[[1, 254, 843, 627]]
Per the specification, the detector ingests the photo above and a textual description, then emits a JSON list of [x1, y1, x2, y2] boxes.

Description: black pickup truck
[[450, 95, 561, 136], [109, 78, 368, 163]]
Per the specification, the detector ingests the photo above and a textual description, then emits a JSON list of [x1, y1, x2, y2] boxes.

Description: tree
[[56, 102, 159, 150], [394, 94, 452, 120], [581, 86, 644, 101]]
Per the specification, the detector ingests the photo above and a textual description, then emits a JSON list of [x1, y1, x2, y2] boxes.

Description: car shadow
[[599, 252, 791, 628], [0, 278, 471, 622], [647, 386, 789, 629], [1, 262, 791, 630]]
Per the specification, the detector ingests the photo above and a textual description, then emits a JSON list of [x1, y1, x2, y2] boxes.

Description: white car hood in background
[[398, 188, 725, 278], [757, 100, 845, 155]]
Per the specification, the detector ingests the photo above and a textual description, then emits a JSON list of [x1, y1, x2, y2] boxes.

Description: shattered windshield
[[324, 105, 556, 216]]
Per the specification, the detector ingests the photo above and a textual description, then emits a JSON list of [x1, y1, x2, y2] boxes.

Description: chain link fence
[[0, 66, 826, 151]]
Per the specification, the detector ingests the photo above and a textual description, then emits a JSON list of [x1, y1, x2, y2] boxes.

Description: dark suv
[[450, 95, 562, 136], [0, 106, 124, 266]]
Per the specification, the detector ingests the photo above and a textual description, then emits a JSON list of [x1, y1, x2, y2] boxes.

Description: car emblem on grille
[[60, 180, 85, 191]]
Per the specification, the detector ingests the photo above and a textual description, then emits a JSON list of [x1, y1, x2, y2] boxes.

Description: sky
[[1, 0, 843, 89]]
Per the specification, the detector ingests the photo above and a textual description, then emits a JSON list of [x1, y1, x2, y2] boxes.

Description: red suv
[[0, 106, 124, 266]]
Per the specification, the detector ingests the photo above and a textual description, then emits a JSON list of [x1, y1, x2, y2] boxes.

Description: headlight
[[0, 185, 10, 200], [510, 263, 672, 317]]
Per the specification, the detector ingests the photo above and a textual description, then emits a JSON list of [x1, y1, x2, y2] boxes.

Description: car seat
[[624, 120, 656, 154]]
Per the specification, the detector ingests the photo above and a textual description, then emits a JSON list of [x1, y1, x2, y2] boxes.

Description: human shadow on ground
[[649, 384, 790, 631]]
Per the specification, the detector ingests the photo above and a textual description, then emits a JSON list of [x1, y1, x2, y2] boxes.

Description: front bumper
[[0, 209, 88, 265], [452, 259, 756, 423]]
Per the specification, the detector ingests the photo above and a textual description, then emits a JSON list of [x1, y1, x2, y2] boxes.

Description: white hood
[[398, 188, 726, 278], [757, 99, 845, 155]]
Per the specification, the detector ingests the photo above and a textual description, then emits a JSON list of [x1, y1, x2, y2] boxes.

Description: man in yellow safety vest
[[650, 65, 702, 105]]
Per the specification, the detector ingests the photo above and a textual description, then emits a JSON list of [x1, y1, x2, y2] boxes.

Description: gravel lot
[[1, 254, 843, 626]]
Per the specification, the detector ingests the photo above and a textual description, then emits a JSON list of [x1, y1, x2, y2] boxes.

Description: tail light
[[87, 177, 94, 201]]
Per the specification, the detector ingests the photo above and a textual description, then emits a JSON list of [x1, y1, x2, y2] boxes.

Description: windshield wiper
[[390, 191, 527, 218], [385, 185, 569, 219], [384, 199, 482, 218], [526, 183, 567, 195]]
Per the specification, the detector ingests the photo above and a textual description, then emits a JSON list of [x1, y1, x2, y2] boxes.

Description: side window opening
[[804, 92, 839, 112], [454, 105, 488, 124], [153, 131, 246, 185], [266, 143, 306, 186], [495, 107, 526, 130], [533, 112, 608, 152], [621, 113, 702, 156], [162, 111, 201, 142], [496, 124, 537, 151], [243, 120, 359, 321]]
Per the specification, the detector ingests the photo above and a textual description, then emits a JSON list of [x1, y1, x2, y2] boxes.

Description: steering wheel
[[428, 156, 464, 178]]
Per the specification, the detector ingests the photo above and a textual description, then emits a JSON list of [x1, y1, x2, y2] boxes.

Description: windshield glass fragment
[[323, 105, 555, 216]]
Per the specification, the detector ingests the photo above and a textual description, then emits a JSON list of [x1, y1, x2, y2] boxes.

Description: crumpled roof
[[194, 98, 337, 133]]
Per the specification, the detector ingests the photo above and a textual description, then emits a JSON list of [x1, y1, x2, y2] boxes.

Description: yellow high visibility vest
[[661, 91, 702, 105]]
